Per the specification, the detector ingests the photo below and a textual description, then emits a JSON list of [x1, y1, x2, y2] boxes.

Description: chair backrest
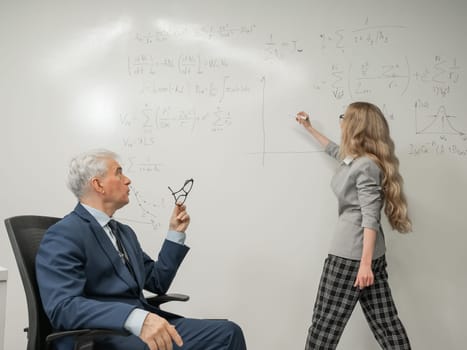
[[4, 215, 61, 350]]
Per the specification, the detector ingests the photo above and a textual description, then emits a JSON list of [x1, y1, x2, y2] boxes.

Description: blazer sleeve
[[139, 240, 188, 293], [36, 224, 136, 331], [355, 159, 383, 231], [324, 141, 340, 160]]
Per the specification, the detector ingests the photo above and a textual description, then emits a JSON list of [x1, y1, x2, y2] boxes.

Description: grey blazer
[[325, 142, 386, 260]]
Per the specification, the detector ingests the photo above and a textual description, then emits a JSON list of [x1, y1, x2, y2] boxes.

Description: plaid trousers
[[305, 255, 411, 350]]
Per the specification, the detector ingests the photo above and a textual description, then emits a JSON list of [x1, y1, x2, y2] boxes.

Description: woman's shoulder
[[351, 156, 382, 177], [353, 155, 378, 165]]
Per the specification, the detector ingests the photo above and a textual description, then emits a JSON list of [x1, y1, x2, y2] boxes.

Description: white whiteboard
[[1, 0, 466, 349]]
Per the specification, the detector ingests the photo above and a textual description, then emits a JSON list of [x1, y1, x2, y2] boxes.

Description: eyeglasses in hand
[[168, 178, 194, 205]]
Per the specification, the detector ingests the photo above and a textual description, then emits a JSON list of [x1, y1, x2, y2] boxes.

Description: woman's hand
[[354, 263, 374, 289], [295, 111, 312, 128], [356, 228, 377, 289], [294, 111, 331, 148]]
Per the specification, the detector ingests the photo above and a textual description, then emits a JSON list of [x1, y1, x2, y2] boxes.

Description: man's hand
[[140, 313, 183, 350], [169, 204, 190, 233]]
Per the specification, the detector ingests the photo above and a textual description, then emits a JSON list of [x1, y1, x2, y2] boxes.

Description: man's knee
[[221, 320, 246, 349], [171, 317, 246, 350], [225, 320, 243, 335]]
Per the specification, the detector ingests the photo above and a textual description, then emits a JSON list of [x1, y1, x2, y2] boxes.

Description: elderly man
[[36, 149, 246, 350]]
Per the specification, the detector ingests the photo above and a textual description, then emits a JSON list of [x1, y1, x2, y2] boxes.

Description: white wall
[[1, 0, 466, 349], [0, 267, 7, 350]]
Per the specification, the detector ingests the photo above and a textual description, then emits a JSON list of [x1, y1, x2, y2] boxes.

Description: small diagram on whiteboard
[[415, 105, 464, 136]]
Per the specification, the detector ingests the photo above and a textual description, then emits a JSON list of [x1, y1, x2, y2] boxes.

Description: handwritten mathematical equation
[[120, 105, 232, 137], [316, 55, 461, 101], [125, 21, 465, 166], [351, 57, 410, 96], [319, 24, 406, 51], [134, 24, 257, 44], [133, 26, 303, 63], [124, 156, 163, 173], [413, 56, 461, 97], [318, 19, 463, 101], [409, 140, 467, 157], [314, 57, 411, 100], [137, 76, 252, 103], [264, 34, 303, 60], [128, 54, 229, 76]]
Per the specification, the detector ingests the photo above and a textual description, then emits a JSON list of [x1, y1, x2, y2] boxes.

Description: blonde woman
[[296, 102, 412, 350]]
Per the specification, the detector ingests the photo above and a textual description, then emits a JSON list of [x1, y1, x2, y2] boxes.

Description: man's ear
[[90, 177, 105, 194]]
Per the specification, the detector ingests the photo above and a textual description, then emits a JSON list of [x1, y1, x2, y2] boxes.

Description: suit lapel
[[73, 204, 141, 291]]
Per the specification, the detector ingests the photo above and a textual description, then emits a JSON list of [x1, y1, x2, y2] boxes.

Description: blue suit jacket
[[36, 203, 190, 349]]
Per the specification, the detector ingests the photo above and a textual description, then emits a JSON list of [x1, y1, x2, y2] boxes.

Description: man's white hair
[[67, 149, 119, 199]]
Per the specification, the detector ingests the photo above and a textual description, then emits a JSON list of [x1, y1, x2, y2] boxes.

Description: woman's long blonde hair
[[339, 102, 412, 233]]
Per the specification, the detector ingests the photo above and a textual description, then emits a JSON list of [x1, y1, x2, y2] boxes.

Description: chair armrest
[[46, 328, 129, 342], [45, 294, 189, 348], [44, 294, 189, 349], [46, 328, 130, 350], [146, 293, 190, 307]]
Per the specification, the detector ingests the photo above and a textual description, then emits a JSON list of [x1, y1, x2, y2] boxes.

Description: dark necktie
[[108, 220, 136, 280]]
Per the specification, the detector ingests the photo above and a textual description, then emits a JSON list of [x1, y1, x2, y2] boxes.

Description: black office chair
[[4, 215, 189, 350]]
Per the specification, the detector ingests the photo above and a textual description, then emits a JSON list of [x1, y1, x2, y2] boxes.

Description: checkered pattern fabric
[[305, 255, 411, 350]]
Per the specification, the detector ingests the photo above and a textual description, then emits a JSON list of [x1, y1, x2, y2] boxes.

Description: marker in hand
[[296, 111, 310, 121]]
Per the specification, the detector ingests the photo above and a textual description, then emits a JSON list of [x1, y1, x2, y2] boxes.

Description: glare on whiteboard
[[73, 85, 117, 131], [44, 18, 132, 77]]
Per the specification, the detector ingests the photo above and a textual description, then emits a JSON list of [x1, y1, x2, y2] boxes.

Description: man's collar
[[81, 203, 111, 227]]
